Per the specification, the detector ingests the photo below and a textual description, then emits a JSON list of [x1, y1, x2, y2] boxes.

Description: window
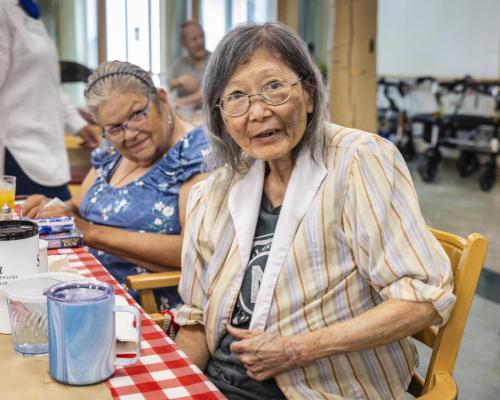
[[105, 0, 162, 83], [200, 0, 277, 52]]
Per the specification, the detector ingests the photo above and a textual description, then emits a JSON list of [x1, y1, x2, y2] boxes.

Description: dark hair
[[202, 22, 328, 174]]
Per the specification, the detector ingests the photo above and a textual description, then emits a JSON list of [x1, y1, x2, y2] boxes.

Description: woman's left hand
[[228, 325, 304, 381]]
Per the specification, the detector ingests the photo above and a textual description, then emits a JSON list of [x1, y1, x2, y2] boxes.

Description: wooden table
[[0, 247, 225, 400]]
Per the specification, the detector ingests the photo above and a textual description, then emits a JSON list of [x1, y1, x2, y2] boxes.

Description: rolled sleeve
[[343, 136, 456, 324], [176, 180, 210, 326]]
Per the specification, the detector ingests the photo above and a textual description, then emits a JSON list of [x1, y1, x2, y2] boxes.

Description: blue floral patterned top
[[79, 127, 208, 310]]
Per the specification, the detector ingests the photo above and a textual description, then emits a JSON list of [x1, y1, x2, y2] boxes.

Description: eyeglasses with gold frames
[[216, 78, 302, 117]]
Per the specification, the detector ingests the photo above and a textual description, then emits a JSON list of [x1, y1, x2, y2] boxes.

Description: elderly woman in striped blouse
[[175, 22, 455, 400]]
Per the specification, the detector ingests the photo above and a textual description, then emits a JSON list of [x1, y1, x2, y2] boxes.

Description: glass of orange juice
[[0, 175, 16, 211]]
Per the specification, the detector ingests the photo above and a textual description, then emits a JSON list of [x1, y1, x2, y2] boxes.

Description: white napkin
[[47, 255, 75, 273], [43, 197, 66, 208], [115, 295, 137, 342]]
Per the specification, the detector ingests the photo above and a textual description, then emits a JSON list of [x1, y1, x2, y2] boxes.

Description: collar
[[228, 146, 328, 330]]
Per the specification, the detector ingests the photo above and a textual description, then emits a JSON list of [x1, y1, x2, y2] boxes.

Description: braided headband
[[84, 71, 155, 97]]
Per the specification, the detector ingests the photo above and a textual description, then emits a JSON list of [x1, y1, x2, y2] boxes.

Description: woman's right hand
[[175, 74, 200, 93], [22, 195, 70, 219]]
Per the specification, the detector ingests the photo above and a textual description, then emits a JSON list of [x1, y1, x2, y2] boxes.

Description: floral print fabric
[[79, 127, 208, 310]]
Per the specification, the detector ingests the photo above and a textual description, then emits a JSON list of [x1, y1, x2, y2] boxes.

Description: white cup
[[0, 221, 40, 334]]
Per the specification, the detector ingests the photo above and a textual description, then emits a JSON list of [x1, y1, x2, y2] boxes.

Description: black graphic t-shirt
[[232, 230, 273, 328], [206, 194, 286, 400]]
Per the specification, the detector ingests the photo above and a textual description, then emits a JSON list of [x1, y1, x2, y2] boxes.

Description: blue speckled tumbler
[[46, 280, 141, 385]]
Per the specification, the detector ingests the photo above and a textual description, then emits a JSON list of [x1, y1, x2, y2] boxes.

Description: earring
[[167, 111, 175, 133]]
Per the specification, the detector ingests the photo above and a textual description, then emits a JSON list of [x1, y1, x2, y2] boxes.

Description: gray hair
[[85, 60, 157, 119], [202, 22, 329, 174]]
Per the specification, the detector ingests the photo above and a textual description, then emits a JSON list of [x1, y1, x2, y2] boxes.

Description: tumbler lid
[[0, 220, 38, 241], [46, 280, 113, 303]]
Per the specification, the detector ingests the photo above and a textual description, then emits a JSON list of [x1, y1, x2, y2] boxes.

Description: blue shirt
[[79, 127, 208, 310]]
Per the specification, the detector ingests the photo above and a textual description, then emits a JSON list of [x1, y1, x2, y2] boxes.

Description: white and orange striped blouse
[[177, 123, 455, 399]]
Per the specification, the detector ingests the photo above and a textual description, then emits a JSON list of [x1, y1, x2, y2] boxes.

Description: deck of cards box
[[35, 217, 84, 249]]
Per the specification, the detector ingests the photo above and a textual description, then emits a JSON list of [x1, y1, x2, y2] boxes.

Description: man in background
[[168, 21, 210, 112]]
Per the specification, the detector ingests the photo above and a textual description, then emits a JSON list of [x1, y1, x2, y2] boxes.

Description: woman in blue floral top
[[23, 61, 209, 310]]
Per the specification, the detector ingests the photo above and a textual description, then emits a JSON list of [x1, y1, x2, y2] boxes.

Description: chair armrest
[[417, 372, 457, 400], [126, 271, 181, 291], [150, 313, 165, 327]]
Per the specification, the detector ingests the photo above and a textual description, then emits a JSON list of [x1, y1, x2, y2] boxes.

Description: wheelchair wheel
[[479, 162, 496, 191], [397, 136, 416, 161], [417, 147, 441, 182], [456, 151, 480, 177]]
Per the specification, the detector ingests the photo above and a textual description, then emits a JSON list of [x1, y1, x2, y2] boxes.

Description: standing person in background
[[168, 20, 210, 112], [0, 0, 100, 201]]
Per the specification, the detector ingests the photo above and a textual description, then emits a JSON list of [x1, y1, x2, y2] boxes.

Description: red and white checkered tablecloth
[[49, 247, 225, 400]]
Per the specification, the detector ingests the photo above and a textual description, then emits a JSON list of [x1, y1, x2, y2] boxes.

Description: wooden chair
[[60, 60, 92, 83], [409, 228, 488, 399], [126, 228, 488, 399], [126, 270, 181, 326]]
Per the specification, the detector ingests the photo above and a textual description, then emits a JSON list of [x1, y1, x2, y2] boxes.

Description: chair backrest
[[410, 228, 488, 397], [60, 60, 93, 83]]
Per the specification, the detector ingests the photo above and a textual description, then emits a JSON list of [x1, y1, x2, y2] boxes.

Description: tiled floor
[[411, 157, 500, 274], [407, 157, 500, 399]]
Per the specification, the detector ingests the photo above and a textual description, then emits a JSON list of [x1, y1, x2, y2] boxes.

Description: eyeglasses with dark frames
[[102, 97, 151, 140], [216, 78, 303, 117]]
